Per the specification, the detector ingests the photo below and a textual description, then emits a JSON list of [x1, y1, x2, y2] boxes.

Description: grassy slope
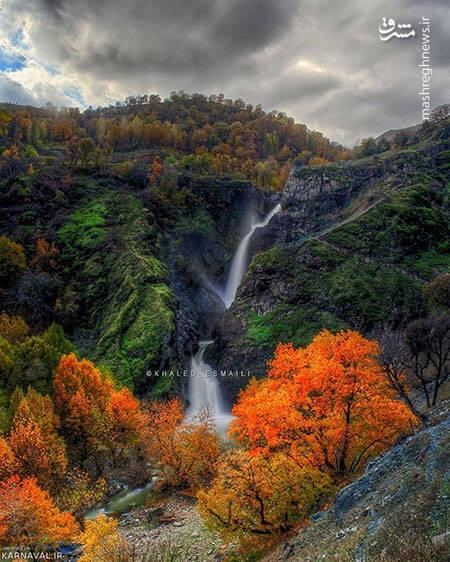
[[57, 186, 176, 391]]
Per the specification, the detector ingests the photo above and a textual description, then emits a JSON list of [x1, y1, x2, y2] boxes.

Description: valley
[[0, 96, 448, 561]]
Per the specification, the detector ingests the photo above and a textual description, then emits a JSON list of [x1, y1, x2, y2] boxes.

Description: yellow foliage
[[78, 515, 130, 562], [198, 449, 332, 541]]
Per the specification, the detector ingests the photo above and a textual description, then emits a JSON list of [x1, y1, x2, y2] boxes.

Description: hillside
[[212, 118, 450, 401], [264, 402, 450, 562], [0, 97, 448, 560]]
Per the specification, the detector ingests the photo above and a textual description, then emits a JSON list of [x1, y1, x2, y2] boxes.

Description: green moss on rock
[[247, 304, 347, 349]]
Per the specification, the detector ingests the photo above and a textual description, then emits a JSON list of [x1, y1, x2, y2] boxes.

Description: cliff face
[[279, 136, 444, 243], [210, 124, 449, 403], [160, 176, 276, 397]]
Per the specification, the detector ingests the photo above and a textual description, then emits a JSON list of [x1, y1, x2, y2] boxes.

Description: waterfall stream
[[87, 203, 281, 516], [221, 203, 281, 309], [187, 203, 281, 428]]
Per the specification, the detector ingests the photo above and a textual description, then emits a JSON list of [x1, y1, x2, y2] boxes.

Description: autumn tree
[[105, 387, 146, 467], [57, 467, 106, 520], [0, 109, 11, 136], [0, 235, 26, 287], [231, 330, 417, 478], [309, 156, 328, 166], [8, 419, 53, 488], [67, 137, 109, 170], [0, 476, 78, 547], [53, 353, 145, 472], [0, 313, 29, 343], [53, 353, 113, 462], [30, 238, 59, 272], [0, 144, 26, 181], [149, 156, 163, 185], [78, 515, 130, 562], [0, 336, 14, 387], [0, 436, 18, 481], [8, 387, 68, 492], [198, 450, 332, 540], [144, 398, 220, 489]]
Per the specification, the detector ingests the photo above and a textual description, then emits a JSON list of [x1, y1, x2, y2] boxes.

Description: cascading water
[[186, 203, 281, 429], [89, 204, 281, 513], [221, 203, 281, 309], [186, 340, 224, 418]]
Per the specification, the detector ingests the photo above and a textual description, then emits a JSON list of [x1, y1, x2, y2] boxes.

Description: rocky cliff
[[210, 121, 449, 402]]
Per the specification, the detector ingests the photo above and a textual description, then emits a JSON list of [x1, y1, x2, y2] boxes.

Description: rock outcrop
[[210, 128, 449, 403]]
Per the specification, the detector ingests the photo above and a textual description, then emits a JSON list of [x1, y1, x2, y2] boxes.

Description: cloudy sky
[[0, 0, 448, 145]]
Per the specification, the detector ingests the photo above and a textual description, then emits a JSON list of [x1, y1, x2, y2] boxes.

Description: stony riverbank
[[119, 494, 230, 561]]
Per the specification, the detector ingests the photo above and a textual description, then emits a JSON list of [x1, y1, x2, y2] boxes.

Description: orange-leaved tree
[[144, 398, 221, 489], [198, 449, 332, 539], [231, 330, 417, 478], [30, 238, 59, 272], [0, 476, 78, 547], [8, 419, 52, 487], [8, 387, 68, 492], [53, 353, 145, 470], [54, 353, 115, 463], [0, 436, 18, 481]]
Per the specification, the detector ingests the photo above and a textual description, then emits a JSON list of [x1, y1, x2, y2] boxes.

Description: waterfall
[[186, 203, 281, 428], [221, 203, 281, 309], [186, 340, 223, 417]]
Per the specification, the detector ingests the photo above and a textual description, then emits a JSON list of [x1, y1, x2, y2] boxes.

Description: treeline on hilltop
[[1, 94, 448, 193], [0, 91, 347, 190], [0, 90, 405, 192]]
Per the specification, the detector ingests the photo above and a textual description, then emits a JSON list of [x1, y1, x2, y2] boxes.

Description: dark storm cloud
[[1, 0, 449, 144], [211, 0, 298, 53], [29, 0, 299, 77]]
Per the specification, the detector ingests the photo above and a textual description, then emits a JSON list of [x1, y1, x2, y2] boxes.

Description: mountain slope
[[212, 119, 450, 401], [264, 403, 450, 562]]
